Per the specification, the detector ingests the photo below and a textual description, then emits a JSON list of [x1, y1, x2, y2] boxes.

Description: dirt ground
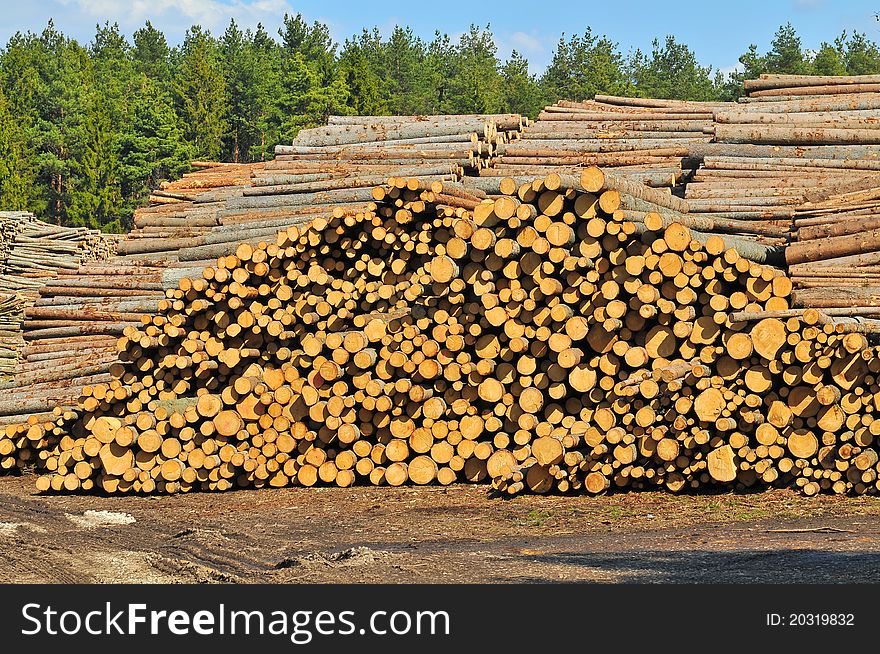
[[2, 473, 880, 583]]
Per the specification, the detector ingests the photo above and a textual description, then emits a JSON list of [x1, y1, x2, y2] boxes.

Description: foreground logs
[[11, 169, 878, 498], [1, 119, 508, 427]]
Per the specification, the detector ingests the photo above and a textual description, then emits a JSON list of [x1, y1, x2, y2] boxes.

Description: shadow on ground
[[510, 549, 880, 583]]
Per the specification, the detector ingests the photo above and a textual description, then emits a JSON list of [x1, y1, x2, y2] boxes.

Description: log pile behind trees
[[16, 168, 880, 498]]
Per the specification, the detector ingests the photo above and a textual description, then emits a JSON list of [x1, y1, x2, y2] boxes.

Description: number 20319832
[[766, 613, 854, 627]]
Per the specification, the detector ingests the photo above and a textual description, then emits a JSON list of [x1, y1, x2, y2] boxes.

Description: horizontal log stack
[[685, 75, 880, 311], [150, 161, 268, 204], [0, 137, 477, 430], [189, 116, 526, 259], [0, 293, 26, 380], [489, 97, 723, 191], [0, 211, 116, 289], [275, 114, 525, 170], [10, 168, 880, 498], [11, 84, 880, 497], [127, 115, 527, 260], [0, 211, 117, 386], [0, 164, 266, 427]]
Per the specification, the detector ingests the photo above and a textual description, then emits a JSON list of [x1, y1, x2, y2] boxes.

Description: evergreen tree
[[541, 30, 629, 101], [279, 13, 337, 80], [277, 13, 348, 140], [738, 43, 767, 81], [68, 89, 123, 231], [630, 36, 718, 100], [842, 31, 880, 74], [720, 44, 766, 101], [765, 23, 811, 74], [220, 20, 263, 162], [446, 25, 502, 114], [133, 21, 171, 85], [118, 75, 191, 222], [89, 22, 133, 127], [424, 31, 456, 113], [0, 86, 31, 209], [6, 22, 93, 224], [249, 24, 282, 161], [813, 40, 847, 76], [500, 51, 543, 118], [382, 27, 428, 114], [172, 26, 228, 160], [339, 35, 386, 115]]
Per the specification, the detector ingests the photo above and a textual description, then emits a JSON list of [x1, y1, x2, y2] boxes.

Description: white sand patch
[[65, 510, 136, 529], [0, 522, 24, 537], [0, 522, 47, 536]]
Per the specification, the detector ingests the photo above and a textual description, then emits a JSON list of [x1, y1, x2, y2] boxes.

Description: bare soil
[[2, 473, 880, 583]]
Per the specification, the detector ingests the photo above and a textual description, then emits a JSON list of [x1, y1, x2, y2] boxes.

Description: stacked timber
[[787, 182, 880, 312], [13, 169, 880, 497], [0, 211, 116, 275], [150, 161, 266, 204], [212, 115, 525, 236], [128, 161, 267, 257], [1, 162, 272, 427], [693, 75, 880, 310], [273, 114, 523, 171], [3, 132, 473, 431], [488, 97, 724, 191], [0, 212, 117, 385], [2, 147, 445, 428], [0, 294, 25, 379]]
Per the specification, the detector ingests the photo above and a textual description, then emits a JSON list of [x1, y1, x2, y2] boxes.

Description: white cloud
[[60, 0, 292, 33], [508, 31, 542, 54], [495, 31, 550, 75], [719, 63, 744, 77]]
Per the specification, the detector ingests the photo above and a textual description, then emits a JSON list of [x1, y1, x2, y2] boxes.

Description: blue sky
[[0, 0, 878, 74]]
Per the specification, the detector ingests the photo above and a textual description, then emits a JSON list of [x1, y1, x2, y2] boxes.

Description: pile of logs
[[124, 116, 528, 261], [220, 115, 524, 223], [272, 115, 524, 174], [489, 97, 719, 191], [11, 81, 880, 497], [0, 294, 25, 379], [0, 131, 484, 430], [495, 81, 880, 293], [14, 168, 880, 497], [0, 212, 117, 386], [0, 211, 116, 278], [0, 164, 267, 427], [685, 75, 880, 311], [150, 161, 268, 204]]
